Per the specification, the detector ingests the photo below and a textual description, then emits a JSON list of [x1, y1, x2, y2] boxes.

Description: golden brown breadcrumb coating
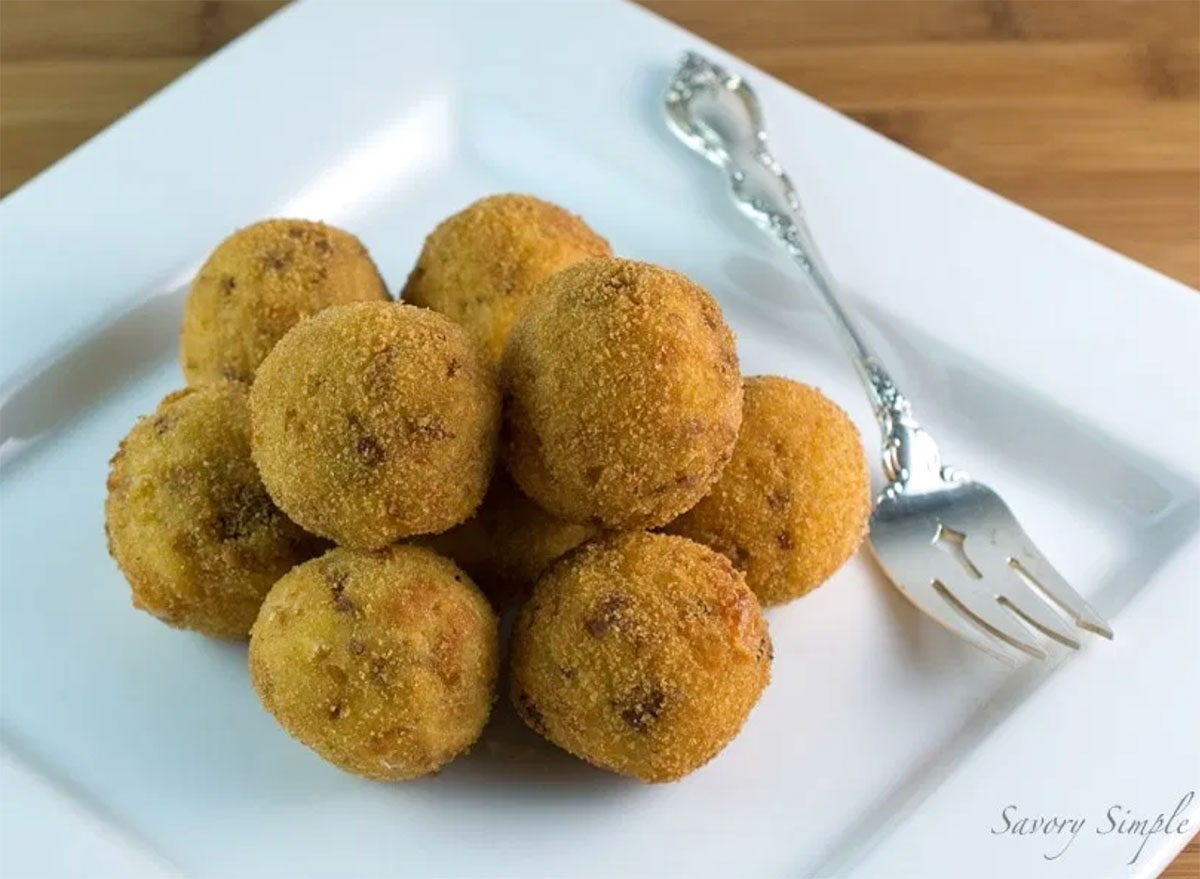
[[105, 382, 323, 638], [181, 219, 389, 385], [666, 376, 870, 605], [249, 545, 499, 781], [249, 302, 500, 549], [501, 258, 742, 529], [510, 532, 771, 783], [420, 472, 598, 609], [402, 194, 611, 361]]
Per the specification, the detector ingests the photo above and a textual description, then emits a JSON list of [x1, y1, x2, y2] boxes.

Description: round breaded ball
[[421, 472, 598, 609], [510, 532, 771, 783], [181, 219, 389, 384], [666, 376, 870, 605], [249, 302, 499, 549], [249, 545, 499, 780], [501, 258, 742, 529], [105, 382, 323, 638], [402, 194, 611, 361]]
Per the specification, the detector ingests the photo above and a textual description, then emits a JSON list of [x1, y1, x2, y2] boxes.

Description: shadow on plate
[[411, 693, 634, 801], [82, 618, 633, 808]]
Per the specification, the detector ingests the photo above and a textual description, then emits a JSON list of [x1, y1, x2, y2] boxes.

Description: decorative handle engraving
[[666, 52, 961, 497]]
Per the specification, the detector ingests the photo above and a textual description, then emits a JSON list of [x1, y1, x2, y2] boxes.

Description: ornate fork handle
[[666, 52, 956, 499]]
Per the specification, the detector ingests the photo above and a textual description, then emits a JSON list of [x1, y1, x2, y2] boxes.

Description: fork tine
[[929, 569, 1047, 659], [961, 534, 1082, 649], [869, 546, 1027, 663], [1010, 541, 1113, 639], [896, 585, 1024, 663]]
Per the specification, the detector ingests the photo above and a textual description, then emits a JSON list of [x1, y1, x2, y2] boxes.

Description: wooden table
[[0, 1, 1196, 874], [2, 0, 1196, 288]]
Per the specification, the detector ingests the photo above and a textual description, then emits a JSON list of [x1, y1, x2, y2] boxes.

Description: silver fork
[[664, 52, 1113, 660]]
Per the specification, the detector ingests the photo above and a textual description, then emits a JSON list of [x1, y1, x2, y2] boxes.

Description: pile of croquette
[[104, 196, 870, 784]]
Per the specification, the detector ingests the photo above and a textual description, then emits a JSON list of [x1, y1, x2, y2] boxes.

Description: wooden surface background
[[0, 0, 1196, 874], [1, 0, 1196, 288]]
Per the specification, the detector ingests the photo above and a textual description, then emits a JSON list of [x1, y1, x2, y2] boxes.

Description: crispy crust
[[249, 545, 499, 781], [181, 219, 389, 385], [249, 302, 500, 548], [402, 194, 611, 362], [665, 376, 870, 605], [104, 381, 323, 638], [510, 532, 771, 783], [501, 258, 742, 529]]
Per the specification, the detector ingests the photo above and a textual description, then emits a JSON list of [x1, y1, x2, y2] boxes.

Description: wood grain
[[1, 1, 1194, 287], [639, 0, 1199, 287], [0, 1, 1195, 873]]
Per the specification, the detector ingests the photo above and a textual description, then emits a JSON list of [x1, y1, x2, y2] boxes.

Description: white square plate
[[1, 2, 1198, 877]]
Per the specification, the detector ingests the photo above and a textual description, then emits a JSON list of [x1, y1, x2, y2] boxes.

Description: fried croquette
[[421, 472, 598, 609], [249, 302, 499, 549], [666, 376, 870, 605], [510, 532, 771, 783], [501, 258, 742, 530], [181, 219, 389, 384], [249, 545, 499, 781], [105, 382, 323, 638], [402, 194, 612, 361]]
